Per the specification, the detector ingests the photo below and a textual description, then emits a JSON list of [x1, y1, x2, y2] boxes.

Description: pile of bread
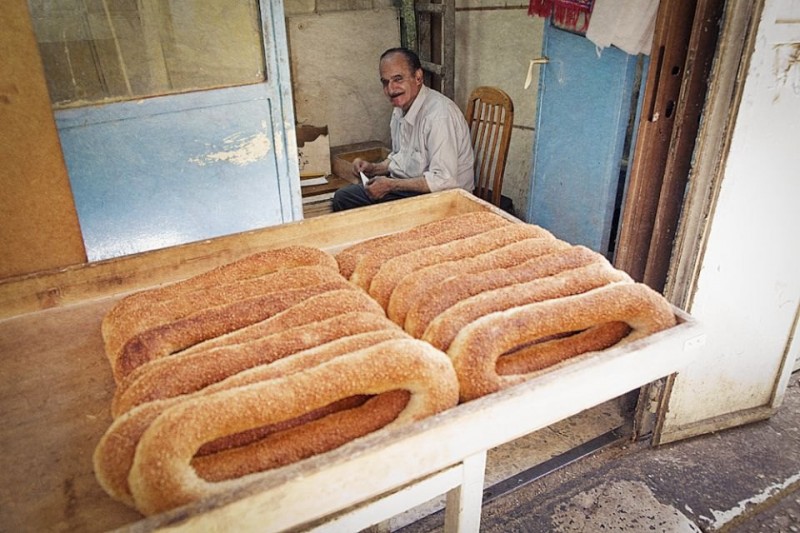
[[94, 211, 675, 515]]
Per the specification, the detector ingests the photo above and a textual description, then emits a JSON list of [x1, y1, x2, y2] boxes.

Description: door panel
[[56, 84, 296, 261], [655, 0, 800, 444], [31, 0, 301, 262], [527, 22, 638, 256]]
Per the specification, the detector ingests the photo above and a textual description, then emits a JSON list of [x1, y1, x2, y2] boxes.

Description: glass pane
[[28, 0, 265, 107]]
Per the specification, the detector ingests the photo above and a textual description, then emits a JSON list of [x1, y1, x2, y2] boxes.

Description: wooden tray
[[0, 190, 703, 532]]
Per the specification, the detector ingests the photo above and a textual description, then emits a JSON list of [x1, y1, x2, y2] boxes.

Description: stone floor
[[399, 372, 800, 532]]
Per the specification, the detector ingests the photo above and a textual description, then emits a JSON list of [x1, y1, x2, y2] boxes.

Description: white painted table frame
[[134, 309, 702, 533]]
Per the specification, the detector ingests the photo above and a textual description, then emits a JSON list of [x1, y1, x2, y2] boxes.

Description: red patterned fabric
[[528, 0, 594, 32]]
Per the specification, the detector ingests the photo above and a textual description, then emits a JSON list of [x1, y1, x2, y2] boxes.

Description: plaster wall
[[285, 4, 399, 148], [285, 1, 543, 216], [455, 2, 544, 218]]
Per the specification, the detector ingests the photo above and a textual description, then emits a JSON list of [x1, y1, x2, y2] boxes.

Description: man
[[332, 47, 474, 211]]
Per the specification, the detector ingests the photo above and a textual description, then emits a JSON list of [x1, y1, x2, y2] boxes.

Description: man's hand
[[365, 175, 431, 200], [352, 157, 390, 179], [352, 158, 373, 178], [364, 176, 395, 199]]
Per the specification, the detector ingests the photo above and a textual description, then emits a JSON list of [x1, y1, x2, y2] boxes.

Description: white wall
[[285, 2, 544, 213], [455, 3, 545, 217], [662, 0, 800, 429]]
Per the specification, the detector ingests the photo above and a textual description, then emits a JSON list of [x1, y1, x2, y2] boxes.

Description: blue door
[[39, 1, 301, 262], [526, 21, 640, 256]]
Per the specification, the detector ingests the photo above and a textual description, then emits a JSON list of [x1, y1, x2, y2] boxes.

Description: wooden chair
[[464, 86, 514, 213]]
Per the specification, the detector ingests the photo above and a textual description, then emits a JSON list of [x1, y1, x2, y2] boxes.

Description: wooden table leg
[[444, 451, 487, 532]]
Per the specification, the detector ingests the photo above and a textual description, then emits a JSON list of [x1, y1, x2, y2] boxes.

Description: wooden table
[[0, 190, 703, 532]]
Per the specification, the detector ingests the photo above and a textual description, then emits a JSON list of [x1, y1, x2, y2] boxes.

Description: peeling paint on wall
[[774, 42, 800, 96], [191, 132, 272, 167]]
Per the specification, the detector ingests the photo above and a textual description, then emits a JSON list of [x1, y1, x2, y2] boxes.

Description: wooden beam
[[643, 0, 726, 291], [614, 0, 697, 283]]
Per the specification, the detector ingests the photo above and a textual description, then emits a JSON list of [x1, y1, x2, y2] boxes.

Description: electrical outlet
[[684, 334, 707, 351]]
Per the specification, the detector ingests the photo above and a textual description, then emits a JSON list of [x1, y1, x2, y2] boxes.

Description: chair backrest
[[464, 86, 514, 207]]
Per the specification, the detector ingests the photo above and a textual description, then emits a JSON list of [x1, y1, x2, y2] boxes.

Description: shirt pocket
[[405, 148, 426, 178]]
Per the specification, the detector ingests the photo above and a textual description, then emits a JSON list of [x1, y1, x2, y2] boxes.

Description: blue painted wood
[[54, 1, 301, 262], [527, 23, 638, 255]]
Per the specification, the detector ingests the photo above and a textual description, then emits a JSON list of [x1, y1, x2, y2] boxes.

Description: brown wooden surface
[[0, 296, 141, 532], [330, 142, 390, 184], [642, 0, 725, 292], [0, 191, 496, 321], [0, 190, 505, 531], [465, 86, 514, 208], [301, 175, 350, 198], [613, 0, 697, 283], [0, 0, 87, 280], [0, 191, 696, 532]]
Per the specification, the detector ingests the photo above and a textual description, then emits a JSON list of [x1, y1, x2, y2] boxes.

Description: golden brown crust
[[192, 390, 411, 482], [368, 224, 555, 310], [103, 264, 342, 370], [337, 211, 511, 280], [495, 322, 631, 376], [447, 282, 677, 401], [346, 214, 516, 290], [404, 245, 605, 338], [126, 339, 459, 515], [113, 279, 354, 382], [422, 261, 631, 352], [94, 329, 410, 506], [386, 238, 570, 327], [112, 311, 401, 416], [113, 289, 386, 412], [103, 247, 337, 358]]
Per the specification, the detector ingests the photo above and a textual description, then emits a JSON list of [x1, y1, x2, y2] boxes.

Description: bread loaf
[[125, 339, 458, 515], [447, 282, 676, 401], [96, 245, 460, 516], [337, 211, 511, 280]]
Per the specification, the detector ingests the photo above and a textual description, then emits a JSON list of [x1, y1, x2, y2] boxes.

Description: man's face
[[379, 53, 423, 113]]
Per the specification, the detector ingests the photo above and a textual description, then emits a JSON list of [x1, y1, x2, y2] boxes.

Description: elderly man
[[332, 47, 474, 211]]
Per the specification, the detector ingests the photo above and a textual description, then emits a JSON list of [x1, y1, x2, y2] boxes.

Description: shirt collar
[[394, 85, 429, 124]]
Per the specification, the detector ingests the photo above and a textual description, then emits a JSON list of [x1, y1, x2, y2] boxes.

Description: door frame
[[648, 0, 797, 445]]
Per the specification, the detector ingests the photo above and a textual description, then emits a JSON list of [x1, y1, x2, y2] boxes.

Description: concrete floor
[[400, 371, 800, 532]]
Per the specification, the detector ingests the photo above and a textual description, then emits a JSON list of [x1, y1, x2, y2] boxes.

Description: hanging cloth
[[585, 0, 659, 56], [528, 0, 594, 33]]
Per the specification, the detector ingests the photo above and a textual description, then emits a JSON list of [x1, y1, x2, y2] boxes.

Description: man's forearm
[[365, 175, 430, 199], [387, 176, 430, 193], [369, 158, 391, 176]]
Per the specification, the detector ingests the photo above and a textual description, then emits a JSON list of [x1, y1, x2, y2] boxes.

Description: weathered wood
[[0, 191, 700, 532], [614, 0, 698, 283], [0, 0, 87, 279], [664, 0, 760, 309], [0, 190, 497, 321], [643, 0, 726, 292]]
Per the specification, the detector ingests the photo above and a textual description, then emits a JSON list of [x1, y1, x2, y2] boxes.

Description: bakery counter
[[0, 190, 703, 532]]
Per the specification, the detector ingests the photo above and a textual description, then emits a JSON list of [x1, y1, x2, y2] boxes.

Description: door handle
[[525, 57, 549, 89]]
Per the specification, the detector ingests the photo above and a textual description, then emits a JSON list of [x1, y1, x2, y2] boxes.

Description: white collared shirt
[[387, 85, 475, 192]]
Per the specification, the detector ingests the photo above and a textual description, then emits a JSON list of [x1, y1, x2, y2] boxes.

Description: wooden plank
[[0, 190, 497, 321], [642, 0, 726, 292], [663, 0, 759, 309], [444, 452, 487, 532], [0, 0, 87, 280], [306, 466, 463, 532], [0, 191, 700, 532], [614, 0, 697, 282]]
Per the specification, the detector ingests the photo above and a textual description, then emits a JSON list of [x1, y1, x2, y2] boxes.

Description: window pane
[[28, 0, 265, 107]]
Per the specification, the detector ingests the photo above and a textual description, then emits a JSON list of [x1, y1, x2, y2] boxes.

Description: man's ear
[[414, 68, 424, 84]]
